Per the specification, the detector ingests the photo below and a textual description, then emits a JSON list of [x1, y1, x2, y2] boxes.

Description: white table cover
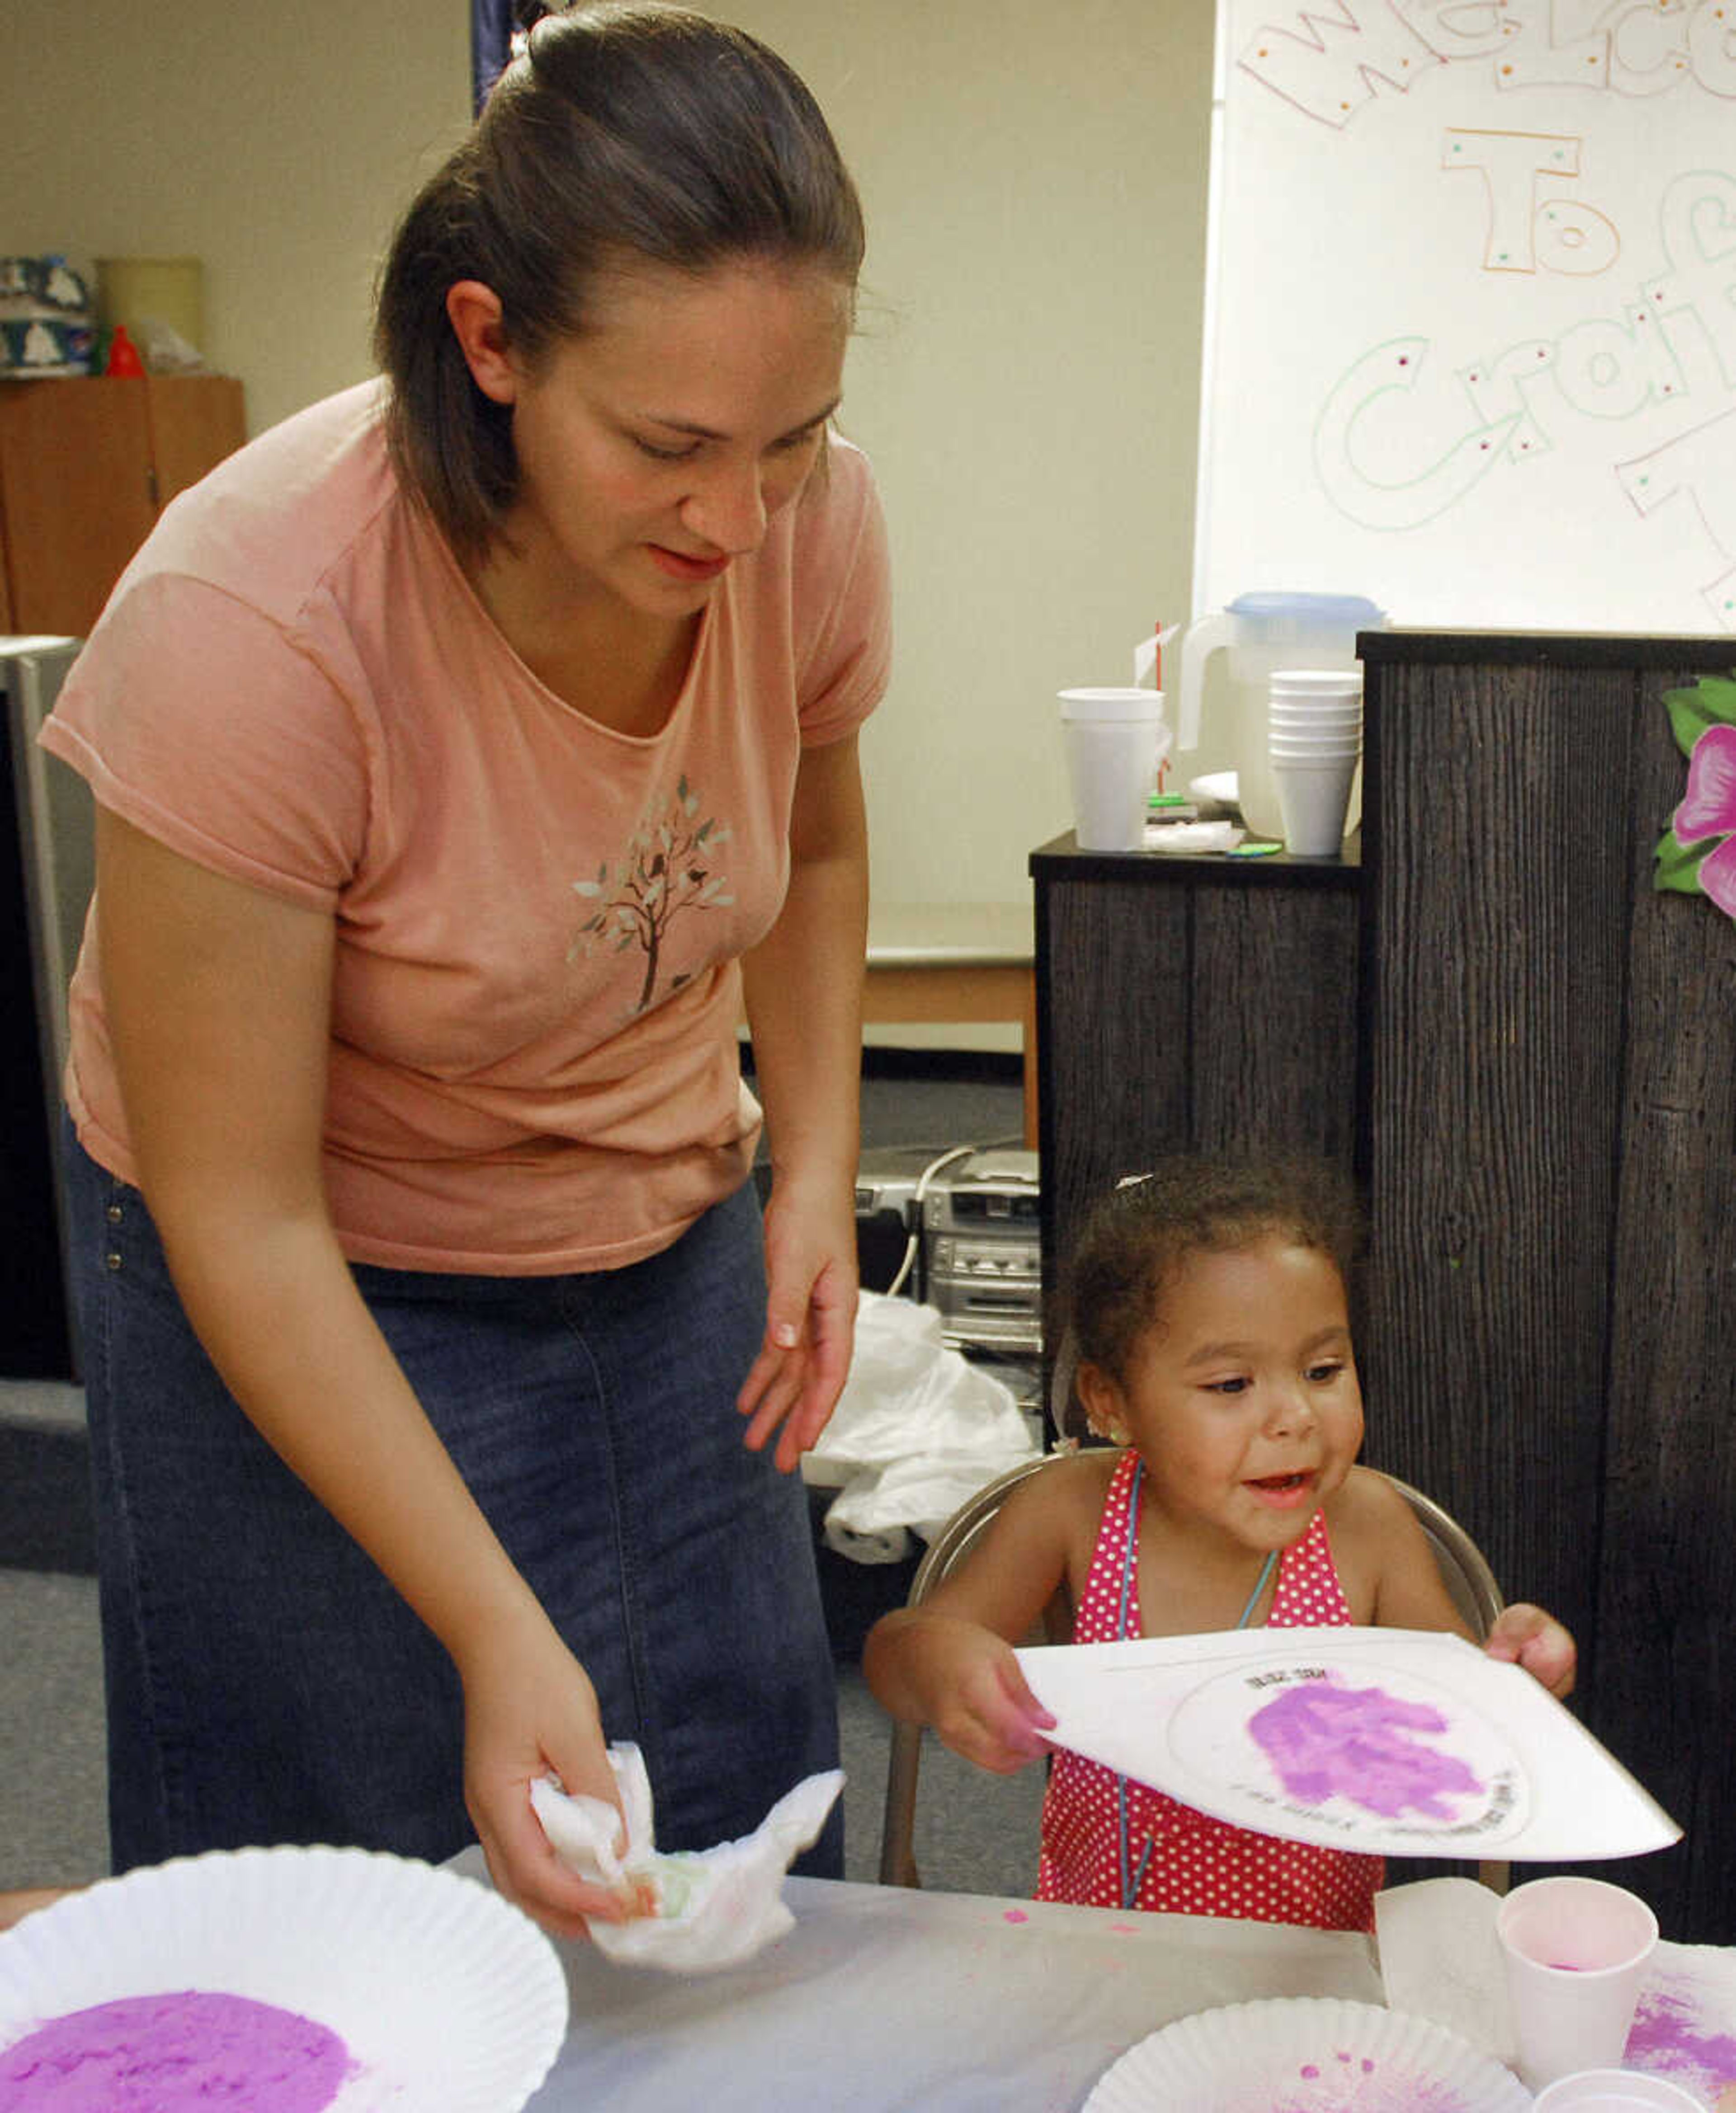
[[447, 1851, 1380, 2112]]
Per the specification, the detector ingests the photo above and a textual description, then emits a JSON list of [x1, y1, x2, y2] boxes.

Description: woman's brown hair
[[373, 1, 865, 563]]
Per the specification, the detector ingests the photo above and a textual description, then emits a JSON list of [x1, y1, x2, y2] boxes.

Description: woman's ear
[[445, 281, 517, 405], [1076, 1361, 1131, 1449]]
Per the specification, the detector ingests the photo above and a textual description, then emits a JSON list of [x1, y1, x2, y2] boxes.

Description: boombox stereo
[[854, 1144, 1041, 1355]]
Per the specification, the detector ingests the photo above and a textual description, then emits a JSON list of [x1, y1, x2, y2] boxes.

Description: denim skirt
[[63, 1124, 841, 1878]]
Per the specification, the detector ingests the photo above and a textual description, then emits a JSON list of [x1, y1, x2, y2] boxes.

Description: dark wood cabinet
[[1031, 840, 1361, 1297], [1032, 629, 1736, 1943]]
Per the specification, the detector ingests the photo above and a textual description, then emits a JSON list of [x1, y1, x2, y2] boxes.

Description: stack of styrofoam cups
[[1268, 668, 1363, 856]]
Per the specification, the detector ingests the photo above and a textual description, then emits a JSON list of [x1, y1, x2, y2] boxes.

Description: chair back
[[877, 1452, 1510, 1895]]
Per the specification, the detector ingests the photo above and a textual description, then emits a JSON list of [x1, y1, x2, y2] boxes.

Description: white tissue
[[1144, 820, 1246, 853], [530, 1743, 843, 1971], [1375, 1877, 1515, 2065]]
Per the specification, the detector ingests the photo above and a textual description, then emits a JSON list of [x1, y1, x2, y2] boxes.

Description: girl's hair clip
[[1114, 1171, 1155, 1191]]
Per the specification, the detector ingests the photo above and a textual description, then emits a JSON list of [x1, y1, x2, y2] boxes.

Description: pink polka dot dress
[[1035, 1449, 1382, 1931]]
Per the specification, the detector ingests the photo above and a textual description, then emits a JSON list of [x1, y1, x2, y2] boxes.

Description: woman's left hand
[[1483, 1601, 1577, 1699], [736, 1180, 857, 1473]]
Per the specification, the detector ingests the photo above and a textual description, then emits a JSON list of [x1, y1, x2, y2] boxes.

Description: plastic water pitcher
[[1174, 591, 1386, 841]]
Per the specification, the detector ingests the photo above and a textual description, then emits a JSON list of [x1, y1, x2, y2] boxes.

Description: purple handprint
[[1249, 1677, 1483, 1820]]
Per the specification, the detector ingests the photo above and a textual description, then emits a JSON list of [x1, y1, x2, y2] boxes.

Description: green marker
[[1228, 840, 1283, 858]]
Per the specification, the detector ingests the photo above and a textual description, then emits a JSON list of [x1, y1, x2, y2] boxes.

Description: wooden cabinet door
[[0, 374, 247, 639], [0, 378, 158, 638], [145, 374, 245, 509]]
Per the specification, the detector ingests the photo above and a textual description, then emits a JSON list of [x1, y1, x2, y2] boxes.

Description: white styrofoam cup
[[1059, 688, 1170, 852], [1530, 2070, 1704, 2110], [1272, 753, 1358, 855], [1496, 1877, 1659, 2091]]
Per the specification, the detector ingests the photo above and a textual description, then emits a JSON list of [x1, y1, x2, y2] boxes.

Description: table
[[445, 1852, 1380, 2112], [862, 902, 1036, 1147]]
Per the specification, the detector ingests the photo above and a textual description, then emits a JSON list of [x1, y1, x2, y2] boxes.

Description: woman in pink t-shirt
[[43, 1, 888, 1935]]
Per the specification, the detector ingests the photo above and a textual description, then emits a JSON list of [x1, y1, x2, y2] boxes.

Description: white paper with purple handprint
[[1018, 1627, 1679, 1861]]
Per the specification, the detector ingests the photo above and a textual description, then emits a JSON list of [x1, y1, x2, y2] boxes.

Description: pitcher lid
[[1226, 590, 1386, 623]]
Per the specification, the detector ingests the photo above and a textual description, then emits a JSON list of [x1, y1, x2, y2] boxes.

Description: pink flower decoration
[[1674, 723, 1736, 917], [1676, 723, 1736, 841]]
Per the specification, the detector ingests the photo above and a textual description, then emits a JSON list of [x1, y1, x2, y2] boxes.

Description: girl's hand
[[1483, 1602, 1577, 1699], [458, 1609, 640, 1939], [882, 1613, 1058, 1775], [737, 1178, 858, 1474]]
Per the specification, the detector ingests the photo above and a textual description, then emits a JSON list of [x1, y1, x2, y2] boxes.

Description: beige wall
[[5, 0, 1213, 913], [4, 1, 469, 431]]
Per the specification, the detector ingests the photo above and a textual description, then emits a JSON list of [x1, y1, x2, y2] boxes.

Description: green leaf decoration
[[1663, 673, 1736, 759], [1653, 825, 1717, 894]]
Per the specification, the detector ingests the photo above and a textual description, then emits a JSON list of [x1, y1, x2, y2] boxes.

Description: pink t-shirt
[[42, 379, 891, 1273]]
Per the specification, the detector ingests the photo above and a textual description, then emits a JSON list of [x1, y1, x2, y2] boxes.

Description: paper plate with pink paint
[[0, 1845, 566, 2111], [1019, 1626, 1681, 1862], [1082, 1997, 1531, 2113]]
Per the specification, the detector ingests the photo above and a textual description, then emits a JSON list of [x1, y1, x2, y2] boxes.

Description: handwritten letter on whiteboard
[[1198, 0, 1736, 634]]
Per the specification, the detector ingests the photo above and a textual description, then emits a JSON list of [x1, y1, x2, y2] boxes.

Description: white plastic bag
[[805, 1291, 1039, 1561]]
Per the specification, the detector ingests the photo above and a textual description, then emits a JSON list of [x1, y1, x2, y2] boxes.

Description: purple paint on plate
[[0, 1990, 355, 2111], [1248, 1677, 1484, 1820], [1251, 2065, 1478, 2113]]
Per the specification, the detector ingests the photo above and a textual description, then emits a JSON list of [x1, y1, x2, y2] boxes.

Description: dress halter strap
[[1114, 1456, 1280, 1909], [1236, 1546, 1279, 1630]]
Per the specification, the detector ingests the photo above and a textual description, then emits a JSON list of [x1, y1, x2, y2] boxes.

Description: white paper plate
[[1084, 1997, 1530, 2113], [0, 1846, 567, 2111]]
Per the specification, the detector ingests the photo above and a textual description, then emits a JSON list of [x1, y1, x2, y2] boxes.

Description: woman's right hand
[[457, 1606, 641, 1939]]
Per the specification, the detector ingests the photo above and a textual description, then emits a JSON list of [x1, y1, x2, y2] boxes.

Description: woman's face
[[472, 257, 851, 621]]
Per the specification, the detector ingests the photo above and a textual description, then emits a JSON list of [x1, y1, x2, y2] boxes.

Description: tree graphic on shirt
[[569, 775, 735, 1014]]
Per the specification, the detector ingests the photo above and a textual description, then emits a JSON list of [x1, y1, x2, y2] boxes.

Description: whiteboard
[[1194, 0, 1736, 635]]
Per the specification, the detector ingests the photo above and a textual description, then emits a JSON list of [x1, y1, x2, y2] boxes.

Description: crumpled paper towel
[[530, 1743, 843, 1971]]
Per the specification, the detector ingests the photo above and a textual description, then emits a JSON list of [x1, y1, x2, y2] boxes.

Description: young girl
[[863, 1155, 1576, 1932]]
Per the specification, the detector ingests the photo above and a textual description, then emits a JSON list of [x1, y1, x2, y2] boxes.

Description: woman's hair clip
[[510, 0, 560, 57]]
